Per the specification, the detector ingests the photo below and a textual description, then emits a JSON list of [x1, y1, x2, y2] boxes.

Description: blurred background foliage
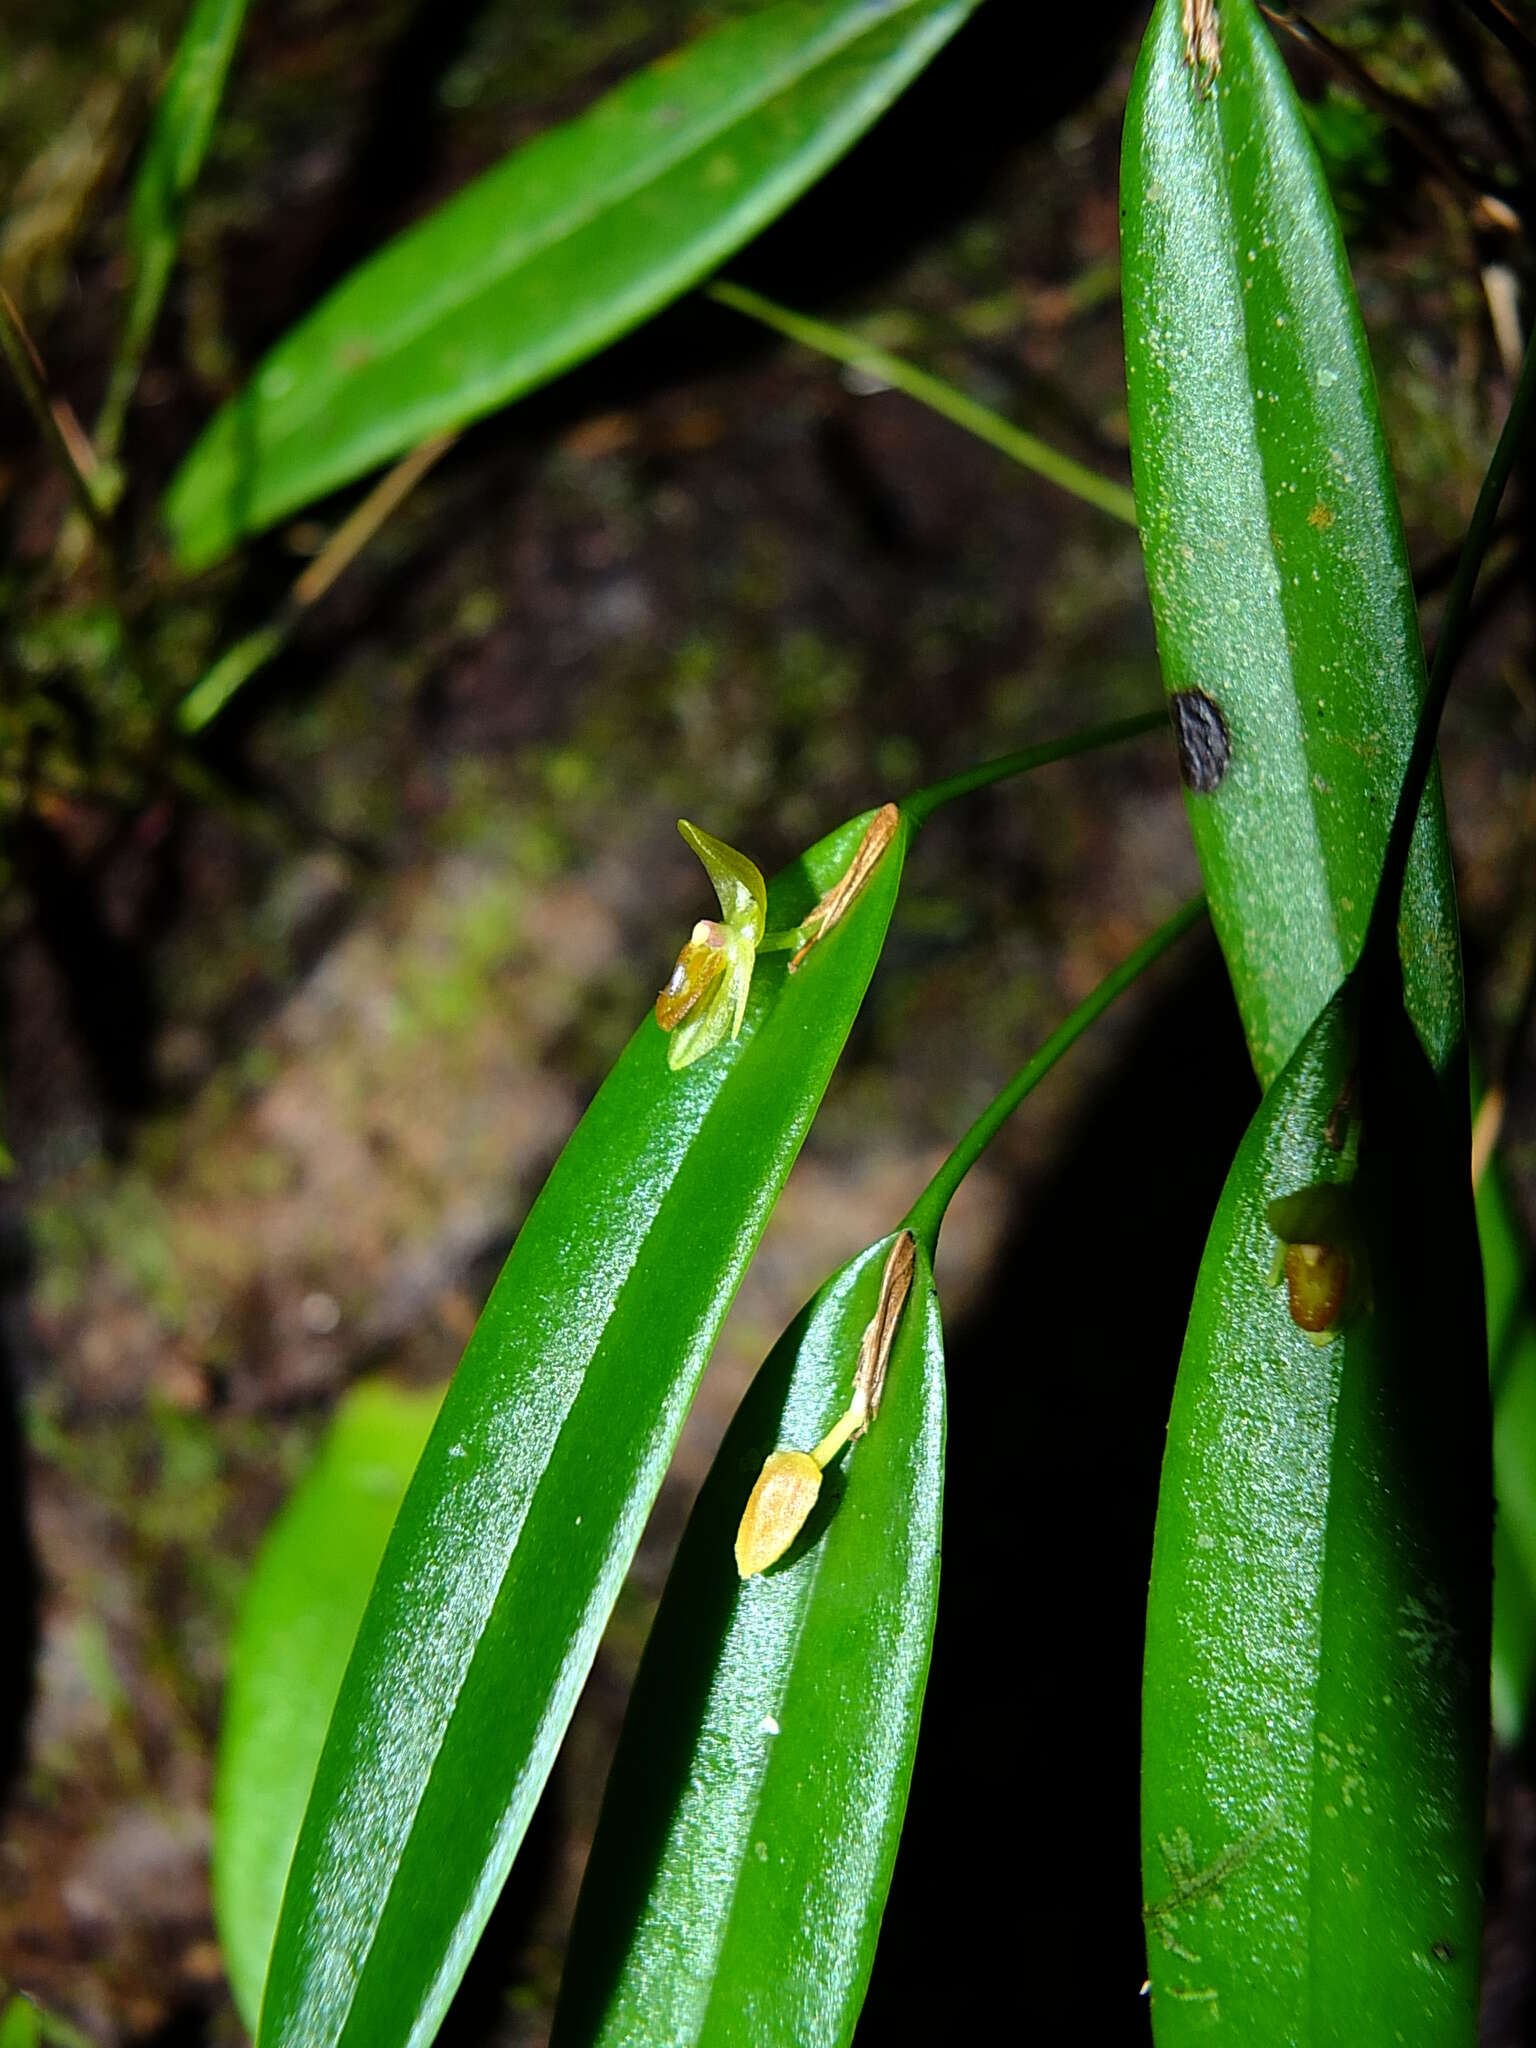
[[0, 1, 1533, 2041]]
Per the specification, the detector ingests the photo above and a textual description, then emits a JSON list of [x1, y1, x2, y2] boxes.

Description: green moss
[[30, 1169, 188, 1327]]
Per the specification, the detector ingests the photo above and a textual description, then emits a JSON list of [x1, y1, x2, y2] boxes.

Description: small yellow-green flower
[[654, 822, 767, 1071]]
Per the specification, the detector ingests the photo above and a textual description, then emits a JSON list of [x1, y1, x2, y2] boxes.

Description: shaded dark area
[[0, 1330, 41, 1811], [10, 814, 166, 1138], [861, 936, 1256, 2046], [441, 1782, 562, 2048], [739, 3, 1148, 306]]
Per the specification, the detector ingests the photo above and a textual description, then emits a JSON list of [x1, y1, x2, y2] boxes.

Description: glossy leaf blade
[[553, 1232, 943, 2048], [1141, 988, 1489, 2043], [1121, 0, 1462, 1089], [257, 812, 907, 2048], [163, 0, 978, 568], [214, 1380, 444, 2031]]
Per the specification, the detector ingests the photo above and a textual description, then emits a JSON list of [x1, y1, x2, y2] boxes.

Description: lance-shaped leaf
[[1122, 0, 1536, 1757], [1121, 0, 1462, 1094], [554, 895, 1206, 2048], [213, 1379, 444, 2031], [1141, 979, 1490, 2044], [163, 0, 979, 569], [255, 808, 906, 2048], [553, 1231, 944, 2048], [1137, 129, 1536, 2042]]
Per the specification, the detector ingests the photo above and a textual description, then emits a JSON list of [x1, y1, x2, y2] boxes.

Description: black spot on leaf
[[1169, 689, 1231, 794]]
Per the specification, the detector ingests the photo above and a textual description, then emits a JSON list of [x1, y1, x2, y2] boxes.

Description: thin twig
[[0, 287, 110, 541], [292, 431, 456, 609], [1263, 4, 1520, 233], [1459, 0, 1536, 81], [178, 430, 457, 732]]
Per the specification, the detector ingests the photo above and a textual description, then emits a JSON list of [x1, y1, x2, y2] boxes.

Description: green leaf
[[556, 893, 1205, 2046], [1124, 12, 1531, 2035], [1142, 982, 1489, 2044], [1483, 1148, 1536, 1741], [0, 2001, 41, 2048], [214, 1379, 444, 2031], [552, 1231, 943, 2048], [256, 809, 907, 2048], [99, 0, 251, 455], [163, 0, 979, 569], [1120, 0, 1462, 1093]]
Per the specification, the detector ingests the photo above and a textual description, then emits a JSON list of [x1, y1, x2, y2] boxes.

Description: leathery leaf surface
[[552, 1232, 943, 2048], [1141, 982, 1490, 2044], [256, 809, 906, 2048], [1121, 0, 1462, 1093]]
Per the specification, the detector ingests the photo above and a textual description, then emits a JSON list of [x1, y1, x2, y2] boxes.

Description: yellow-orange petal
[[734, 1450, 822, 1578], [655, 931, 728, 1031]]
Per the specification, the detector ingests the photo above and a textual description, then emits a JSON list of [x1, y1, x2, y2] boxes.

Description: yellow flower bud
[[733, 1234, 917, 1579], [1265, 1182, 1370, 1342], [1283, 1240, 1351, 1335], [734, 1450, 823, 1579]]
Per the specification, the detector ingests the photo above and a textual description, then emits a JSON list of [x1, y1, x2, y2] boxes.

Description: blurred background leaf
[[213, 1377, 443, 2032], [163, 0, 981, 566]]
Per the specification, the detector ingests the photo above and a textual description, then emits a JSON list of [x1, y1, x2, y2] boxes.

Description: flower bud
[[1282, 1240, 1351, 1334], [734, 1450, 822, 1579], [1266, 1181, 1368, 1340]]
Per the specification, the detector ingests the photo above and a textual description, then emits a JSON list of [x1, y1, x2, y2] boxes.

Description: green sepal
[[678, 820, 768, 943]]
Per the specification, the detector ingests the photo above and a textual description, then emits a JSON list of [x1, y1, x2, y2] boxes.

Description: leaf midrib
[[1208, 49, 1350, 1048]]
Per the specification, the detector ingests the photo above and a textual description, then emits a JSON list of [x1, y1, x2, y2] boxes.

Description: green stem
[[96, 247, 171, 464], [0, 288, 110, 542], [903, 894, 1207, 1256], [901, 709, 1166, 827], [757, 712, 1167, 950], [707, 280, 1140, 530]]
